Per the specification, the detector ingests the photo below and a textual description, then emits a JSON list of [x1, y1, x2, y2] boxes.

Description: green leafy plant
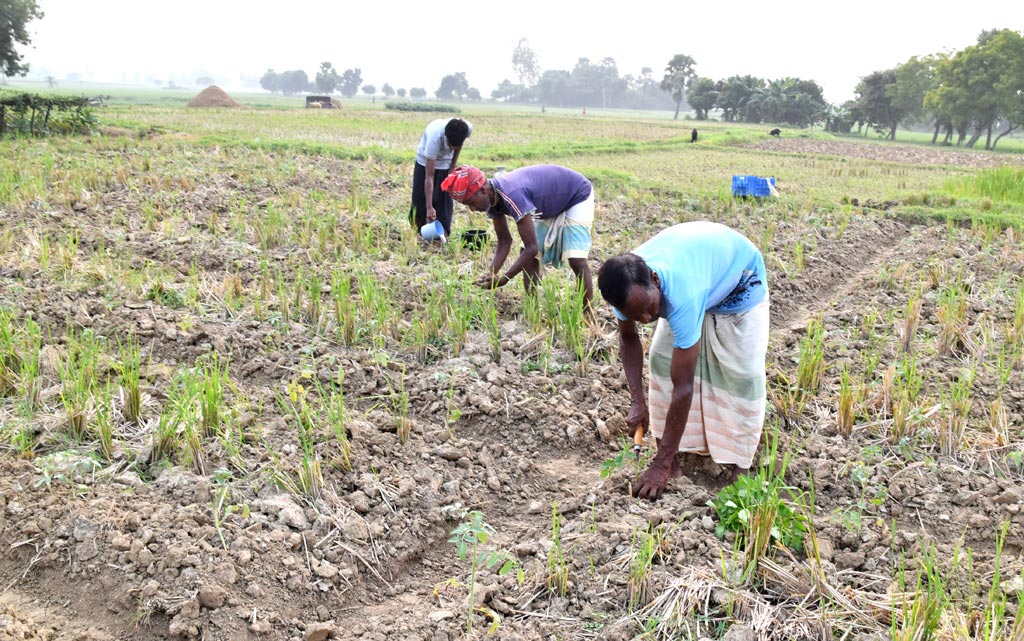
[[708, 428, 807, 576], [600, 435, 651, 478], [449, 511, 522, 635]]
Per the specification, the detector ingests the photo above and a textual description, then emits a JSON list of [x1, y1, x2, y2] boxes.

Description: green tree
[[315, 62, 340, 94], [0, 0, 44, 77], [717, 75, 763, 122], [409, 87, 426, 99], [623, 66, 672, 110], [924, 30, 1024, 149], [361, 84, 375, 96], [381, 83, 394, 97], [986, 29, 1024, 148], [436, 72, 469, 99], [279, 69, 310, 95], [491, 79, 522, 102], [570, 57, 626, 108], [890, 55, 936, 129], [535, 69, 571, 107], [824, 100, 860, 133], [397, 88, 407, 98], [259, 69, 280, 94], [686, 77, 718, 120], [339, 68, 362, 97], [767, 78, 828, 127], [855, 70, 903, 139], [925, 60, 973, 146], [512, 37, 540, 87], [660, 54, 697, 119]]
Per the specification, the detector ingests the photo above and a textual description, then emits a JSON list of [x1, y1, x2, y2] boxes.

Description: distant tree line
[[490, 40, 676, 111], [6, 0, 1016, 147], [685, 76, 829, 127], [842, 28, 1024, 149]]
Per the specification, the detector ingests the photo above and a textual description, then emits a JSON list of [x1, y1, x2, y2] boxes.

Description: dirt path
[[769, 216, 909, 339]]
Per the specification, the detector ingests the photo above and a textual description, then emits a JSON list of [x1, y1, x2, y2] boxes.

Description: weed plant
[[708, 426, 807, 578], [449, 511, 522, 635]]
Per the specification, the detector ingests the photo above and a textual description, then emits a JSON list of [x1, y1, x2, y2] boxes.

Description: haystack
[[187, 85, 238, 108]]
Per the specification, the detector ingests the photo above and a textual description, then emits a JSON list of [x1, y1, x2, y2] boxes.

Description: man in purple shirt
[[441, 164, 596, 314]]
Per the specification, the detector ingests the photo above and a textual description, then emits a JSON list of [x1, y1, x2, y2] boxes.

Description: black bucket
[[460, 228, 489, 250]]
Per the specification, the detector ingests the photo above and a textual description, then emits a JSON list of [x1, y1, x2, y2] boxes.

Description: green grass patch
[[946, 166, 1024, 204]]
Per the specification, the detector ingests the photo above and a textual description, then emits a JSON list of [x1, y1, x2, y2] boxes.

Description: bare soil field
[[1, 123, 1023, 641], [745, 137, 1024, 169]]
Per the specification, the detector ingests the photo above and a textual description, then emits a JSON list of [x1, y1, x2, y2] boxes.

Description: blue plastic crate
[[731, 175, 776, 198]]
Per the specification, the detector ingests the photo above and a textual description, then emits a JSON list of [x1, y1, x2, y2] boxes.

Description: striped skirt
[[648, 298, 770, 467], [533, 192, 594, 267]]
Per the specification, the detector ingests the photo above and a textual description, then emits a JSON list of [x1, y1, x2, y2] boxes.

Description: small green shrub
[[384, 102, 460, 113]]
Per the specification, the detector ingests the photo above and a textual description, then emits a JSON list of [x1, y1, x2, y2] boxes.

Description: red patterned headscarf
[[440, 165, 485, 203]]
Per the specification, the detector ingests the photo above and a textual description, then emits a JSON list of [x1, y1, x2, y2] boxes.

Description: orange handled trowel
[[633, 425, 645, 459]]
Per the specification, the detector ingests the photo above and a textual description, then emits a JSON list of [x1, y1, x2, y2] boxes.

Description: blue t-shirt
[[487, 165, 592, 222], [414, 118, 473, 170], [612, 222, 767, 349]]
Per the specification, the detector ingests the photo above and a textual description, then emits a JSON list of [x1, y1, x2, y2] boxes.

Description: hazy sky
[[21, 0, 1024, 104]]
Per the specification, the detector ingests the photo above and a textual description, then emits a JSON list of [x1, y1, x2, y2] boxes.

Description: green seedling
[[939, 369, 973, 457], [210, 469, 250, 550], [198, 352, 231, 438], [278, 378, 324, 500], [119, 339, 143, 424], [547, 501, 569, 596], [627, 525, 657, 612], [449, 511, 522, 635], [892, 545, 947, 641], [601, 435, 652, 478], [95, 385, 115, 461], [320, 378, 351, 472], [796, 317, 825, 395], [331, 269, 357, 346], [936, 283, 968, 356], [59, 328, 105, 442]]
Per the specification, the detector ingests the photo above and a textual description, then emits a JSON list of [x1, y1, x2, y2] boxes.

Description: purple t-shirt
[[487, 165, 592, 223]]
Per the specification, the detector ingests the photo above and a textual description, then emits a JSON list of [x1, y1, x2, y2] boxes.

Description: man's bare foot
[[725, 464, 748, 483], [670, 454, 684, 478]]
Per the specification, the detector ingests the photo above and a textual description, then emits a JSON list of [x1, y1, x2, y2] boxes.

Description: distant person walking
[[441, 164, 596, 315], [410, 118, 473, 238]]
